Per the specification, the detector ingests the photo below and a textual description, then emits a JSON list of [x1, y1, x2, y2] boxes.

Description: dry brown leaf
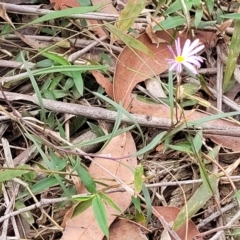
[[103, 219, 148, 240], [50, 0, 80, 9], [112, 30, 240, 151], [91, 0, 118, 14], [91, 70, 113, 98], [61, 132, 137, 240], [0, 4, 15, 28], [153, 206, 202, 240], [205, 135, 240, 151]]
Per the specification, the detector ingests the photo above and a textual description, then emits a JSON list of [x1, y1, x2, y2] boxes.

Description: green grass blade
[[133, 131, 167, 156], [223, 19, 240, 92], [21, 51, 46, 122], [92, 92, 144, 141], [0, 169, 29, 182], [173, 174, 218, 230], [105, 23, 152, 56], [28, 5, 102, 25], [117, 0, 147, 33], [101, 109, 122, 150], [142, 183, 152, 223]]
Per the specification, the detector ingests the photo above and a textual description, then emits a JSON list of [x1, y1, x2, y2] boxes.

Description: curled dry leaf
[[61, 132, 137, 240], [0, 4, 15, 28], [153, 206, 202, 240], [103, 219, 148, 240], [113, 30, 240, 151], [91, 70, 113, 98]]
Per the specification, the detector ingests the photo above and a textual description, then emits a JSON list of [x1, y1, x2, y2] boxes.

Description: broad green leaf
[[173, 174, 218, 230], [154, 16, 186, 31], [15, 201, 34, 225], [223, 20, 240, 92], [28, 5, 102, 25], [64, 78, 74, 91], [44, 89, 56, 100], [135, 208, 145, 224], [40, 52, 69, 65], [167, 142, 193, 154], [99, 192, 122, 213], [132, 196, 141, 212], [179, 83, 200, 99], [165, 0, 192, 15], [87, 122, 105, 137], [70, 157, 97, 193], [0, 169, 29, 182], [117, 0, 147, 34], [134, 164, 143, 195], [133, 131, 167, 156], [221, 13, 240, 19], [49, 75, 63, 89], [50, 151, 67, 171], [105, 23, 152, 56], [72, 198, 93, 217], [35, 59, 53, 68], [72, 195, 93, 202], [192, 130, 202, 153], [92, 194, 109, 239], [194, 8, 203, 28], [52, 90, 68, 99], [18, 177, 59, 199], [71, 71, 84, 96], [206, 0, 214, 14]]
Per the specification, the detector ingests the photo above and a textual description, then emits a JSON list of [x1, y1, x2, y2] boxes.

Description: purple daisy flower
[[167, 37, 205, 74]]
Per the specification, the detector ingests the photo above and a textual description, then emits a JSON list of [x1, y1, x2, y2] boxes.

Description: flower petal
[[182, 61, 198, 74], [167, 45, 176, 58], [181, 39, 191, 56], [169, 62, 178, 71], [185, 44, 205, 57], [175, 37, 181, 56], [185, 56, 203, 67], [186, 39, 200, 54]]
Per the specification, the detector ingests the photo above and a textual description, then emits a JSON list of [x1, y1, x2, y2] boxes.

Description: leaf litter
[[1, 0, 240, 240]]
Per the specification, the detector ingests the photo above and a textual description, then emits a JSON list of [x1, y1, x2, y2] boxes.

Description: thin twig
[[1, 91, 240, 136]]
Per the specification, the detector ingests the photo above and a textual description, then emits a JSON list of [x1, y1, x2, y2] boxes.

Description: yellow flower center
[[175, 55, 185, 63]]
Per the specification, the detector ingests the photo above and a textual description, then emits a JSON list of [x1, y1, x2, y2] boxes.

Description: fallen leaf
[[0, 4, 15, 28], [91, 0, 118, 14], [61, 132, 137, 240], [104, 219, 148, 240], [112, 30, 240, 151], [91, 70, 113, 98], [50, 0, 79, 9], [153, 206, 202, 240]]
